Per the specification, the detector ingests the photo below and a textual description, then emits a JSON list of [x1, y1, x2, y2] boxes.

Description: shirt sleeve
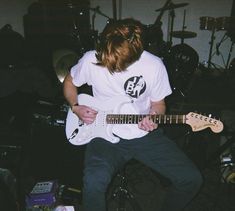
[[150, 59, 172, 102], [70, 51, 93, 87]]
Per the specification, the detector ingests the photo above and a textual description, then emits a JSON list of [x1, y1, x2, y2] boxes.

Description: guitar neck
[[106, 114, 186, 125]]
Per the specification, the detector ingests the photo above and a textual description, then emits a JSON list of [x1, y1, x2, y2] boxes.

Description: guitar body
[[65, 94, 137, 145]]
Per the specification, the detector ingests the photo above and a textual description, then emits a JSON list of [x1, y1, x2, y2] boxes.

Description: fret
[[119, 115, 123, 124], [115, 116, 117, 123], [155, 115, 159, 124], [123, 114, 126, 124], [134, 114, 137, 124]]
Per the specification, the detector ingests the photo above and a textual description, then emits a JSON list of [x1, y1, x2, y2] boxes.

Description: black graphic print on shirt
[[124, 75, 146, 98]]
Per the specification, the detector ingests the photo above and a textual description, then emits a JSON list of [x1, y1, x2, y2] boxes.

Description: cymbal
[[53, 49, 79, 83], [155, 3, 189, 12], [171, 31, 197, 39]]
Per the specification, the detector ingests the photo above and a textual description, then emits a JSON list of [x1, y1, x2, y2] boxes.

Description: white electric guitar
[[65, 94, 224, 145]]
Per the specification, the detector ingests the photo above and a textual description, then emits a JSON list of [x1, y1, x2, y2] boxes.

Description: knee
[[174, 168, 203, 192], [83, 166, 113, 193], [189, 169, 203, 191]]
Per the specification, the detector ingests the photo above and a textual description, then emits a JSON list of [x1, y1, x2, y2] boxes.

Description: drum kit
[[143, 0, 199, 97], [51, 0, 199, 98], [200, 16, 234, 69], [51, 0, 233, 100]]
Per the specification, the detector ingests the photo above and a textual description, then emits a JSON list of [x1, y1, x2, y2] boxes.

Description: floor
[[1, 66, 235, 210]]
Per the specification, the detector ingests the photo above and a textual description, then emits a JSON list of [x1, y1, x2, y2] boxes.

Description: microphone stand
[[167, 7, 175, 46]]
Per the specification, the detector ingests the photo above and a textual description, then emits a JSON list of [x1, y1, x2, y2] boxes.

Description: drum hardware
[[89, 5, 112, 45], [216, 17, 231, 31], [155, 2, 188, 12], [214, 33, 234, 70], [215, 33, 228, 56], [171, 10, 197, 44], [208, 27, 216, 69], [88, 6, 101, 49], [226, 41, 234, 70], [171, 31, 197, 39], [112, 0, 117, 20], [65, 3, 83, 41], [200, 16, 216, 31], [200, 16, 234, 69], [199, 17, 216, 68], [200, 16, 232, 32], [229, 57, 235, 72], [165, 43, 199, 98], [89, 6, 111, 19], [226, 16, 235, 43], [144, 0, 171, 56], [162, 1, 189, 45]]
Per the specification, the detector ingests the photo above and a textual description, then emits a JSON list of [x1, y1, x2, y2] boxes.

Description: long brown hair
[[96, 18, 144, 73]]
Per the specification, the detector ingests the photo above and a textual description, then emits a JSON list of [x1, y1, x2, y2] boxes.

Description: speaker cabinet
[[23, 0, 92, 63]]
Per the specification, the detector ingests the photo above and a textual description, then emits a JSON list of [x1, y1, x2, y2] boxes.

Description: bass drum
[[165, 43, 199, 93]]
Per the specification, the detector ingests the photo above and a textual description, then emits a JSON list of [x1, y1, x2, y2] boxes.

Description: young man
[[63, 18, 202, 211]]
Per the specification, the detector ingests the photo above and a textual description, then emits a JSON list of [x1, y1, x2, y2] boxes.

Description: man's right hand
[[73, 105, 98, 124]]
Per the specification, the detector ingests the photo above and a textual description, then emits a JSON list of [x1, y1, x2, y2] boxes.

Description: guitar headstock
[[186, 112, 224, 133]]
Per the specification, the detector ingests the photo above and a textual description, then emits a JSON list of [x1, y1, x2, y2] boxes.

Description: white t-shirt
[[70, 50, 172, 139]]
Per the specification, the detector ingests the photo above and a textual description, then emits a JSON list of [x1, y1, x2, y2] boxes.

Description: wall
[[0, 0, 34, 35], [0, 0, 234, 68]]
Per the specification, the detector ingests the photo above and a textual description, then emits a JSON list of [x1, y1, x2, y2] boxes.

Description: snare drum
[[200, 16, 216, 30], [216, 17, 230, 31]]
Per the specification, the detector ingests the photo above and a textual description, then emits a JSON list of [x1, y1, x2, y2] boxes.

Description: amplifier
[[32, 100, 68, 127]]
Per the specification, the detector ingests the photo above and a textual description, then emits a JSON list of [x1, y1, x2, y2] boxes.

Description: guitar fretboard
[[106, 114, 186, 124]]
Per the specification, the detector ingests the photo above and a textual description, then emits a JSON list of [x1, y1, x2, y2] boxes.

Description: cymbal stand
[[211, 33, 229, 69], [112, 0, 117, 20], [66, 3, 85, 54], [180, 10, 187, 44], [207, 26, 216, 68], [226, 40, 234, 70], [167, 6, 175, 46], [90, 7, 99, 47]]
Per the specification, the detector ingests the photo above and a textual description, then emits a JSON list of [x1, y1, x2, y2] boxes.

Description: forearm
[[150, 99, 166, 115], [63, 74, 78, 108]]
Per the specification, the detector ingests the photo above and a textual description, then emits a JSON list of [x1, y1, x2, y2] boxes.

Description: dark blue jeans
[[82, 129, 203, 211]]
